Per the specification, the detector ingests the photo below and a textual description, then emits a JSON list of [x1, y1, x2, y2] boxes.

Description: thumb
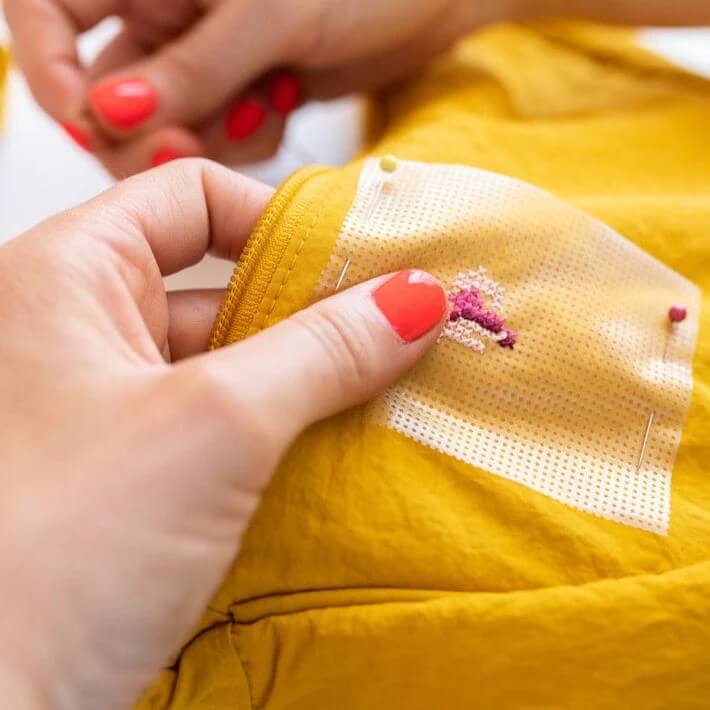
[[187, 270, 447, 455]]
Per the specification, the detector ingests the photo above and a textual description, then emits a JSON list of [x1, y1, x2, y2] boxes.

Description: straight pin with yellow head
[[336, 155, 399, 292]]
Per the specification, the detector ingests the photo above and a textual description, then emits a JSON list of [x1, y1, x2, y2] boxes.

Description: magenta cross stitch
[[440, 268, 517, 353], [448, 284, 516, 349]]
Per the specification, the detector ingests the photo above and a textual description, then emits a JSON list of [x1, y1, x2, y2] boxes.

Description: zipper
[[208, 165, 326, 349]]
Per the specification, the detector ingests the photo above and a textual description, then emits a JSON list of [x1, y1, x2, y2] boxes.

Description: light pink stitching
[[442, 268, 517, 353]]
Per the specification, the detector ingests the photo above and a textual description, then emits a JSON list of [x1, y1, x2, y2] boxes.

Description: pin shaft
[[362, 181, 385, 225], [636, 411, 655, 473], [334, 258, 351, 292], [336, 156, 397, 292]]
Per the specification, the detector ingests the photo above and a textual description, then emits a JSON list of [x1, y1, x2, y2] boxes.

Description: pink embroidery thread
[[442, 268, 517, 352]]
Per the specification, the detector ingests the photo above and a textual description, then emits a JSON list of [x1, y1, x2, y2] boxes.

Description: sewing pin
[[334, 258, 352, 292], [635, 412, 655, 474], [335, 155, 399, 292], [663, 304, 688, 361], [635, 304, 687, 473], [362, 154, 398, 225]]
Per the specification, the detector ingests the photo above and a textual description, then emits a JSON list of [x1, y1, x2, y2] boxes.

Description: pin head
[[668, 305, 687, 324], [379, 154, 398, 173]]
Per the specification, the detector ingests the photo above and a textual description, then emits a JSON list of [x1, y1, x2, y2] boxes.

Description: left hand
[[0, 159, 447, 709]]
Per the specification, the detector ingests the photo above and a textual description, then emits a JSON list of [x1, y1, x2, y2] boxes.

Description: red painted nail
[[150, 149, 182, 168], [226, 98, 266, 140], [60, 121, 91, 152], [373, 270, 447, 342], [267, 71, 301, 115], [89, 77, 157, 129]]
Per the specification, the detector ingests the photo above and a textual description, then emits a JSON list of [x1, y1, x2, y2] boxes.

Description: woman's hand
[[0, 159, 447, 710], [7, 0, 710, 177], [3, 0, 503, 176]]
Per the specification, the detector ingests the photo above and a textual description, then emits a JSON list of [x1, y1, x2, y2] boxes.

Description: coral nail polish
[[267, 71, 301, 115], [226, 98, 266, 140], [60, 121, 91, 151], [373, 270, 447, 342], [150, 149, 182, 168], [89, 77, 158, 129]]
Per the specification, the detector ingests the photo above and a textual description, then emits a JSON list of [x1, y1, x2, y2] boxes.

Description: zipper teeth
[[208, 166, 324, 349]]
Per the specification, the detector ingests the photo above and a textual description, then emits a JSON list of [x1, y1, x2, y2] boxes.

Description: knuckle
[[173, 362, 239, 425], [170, 361, 276, 445], [287, 0, 339, 61], [291, 302, 378, 400]]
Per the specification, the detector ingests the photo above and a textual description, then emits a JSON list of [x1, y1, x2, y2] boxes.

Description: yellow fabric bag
[[139, 21, 710, 710]]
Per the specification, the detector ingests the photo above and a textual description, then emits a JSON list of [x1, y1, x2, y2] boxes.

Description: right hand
[[4, 0, 499, 176], [7, 0, 710, 178]]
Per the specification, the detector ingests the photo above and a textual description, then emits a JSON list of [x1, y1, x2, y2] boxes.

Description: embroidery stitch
[[442, 268, 517, 352]]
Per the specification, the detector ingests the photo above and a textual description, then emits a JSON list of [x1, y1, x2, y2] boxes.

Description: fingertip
[[94, 126, 205, 178], [371, 270, 448, 344], [167, 289, 226, 361], [88, 75, 158, 131], [59, 120, 94, 152], [266, 70, 302, 116], [201, 100, 285, 166], [225, 97, 267, 140], [5, 0, 88, 120], [150, 149, 186, 168], [145, 129, 206, 171]]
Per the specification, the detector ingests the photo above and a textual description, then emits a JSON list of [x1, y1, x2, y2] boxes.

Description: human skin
[[8, 0, 710, 177], [0, 159, 447, 710]]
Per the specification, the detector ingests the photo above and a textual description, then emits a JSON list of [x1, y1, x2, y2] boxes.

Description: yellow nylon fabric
[[138, 21, 710, 710]]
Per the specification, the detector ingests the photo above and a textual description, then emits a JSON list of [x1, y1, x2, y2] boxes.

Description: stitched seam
[[206, 604, 231, 619], [229, 549, 710, 624], [255, 181, 343, 331], [233, 596, 450, 627], [228, 557, 710, 626]]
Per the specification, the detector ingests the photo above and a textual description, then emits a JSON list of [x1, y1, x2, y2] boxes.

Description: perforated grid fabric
[[316, 159, 700, 534]]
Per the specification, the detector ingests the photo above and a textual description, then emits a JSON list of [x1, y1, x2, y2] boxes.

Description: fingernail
[[267, 71, 301, 116], [226, 98, 266, 140], [373, 270, 447, 342], [150, 149, 182, 168], [89, 77, 157, 129], [60, 121, 92, 152]]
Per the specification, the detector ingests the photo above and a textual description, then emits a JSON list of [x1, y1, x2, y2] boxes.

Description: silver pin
[[334, 155, 399, 293], [362, 182, 386, 224], [635, 304, 688, 473], [334, 258, 352, 292], [635, 411, 655, 474]]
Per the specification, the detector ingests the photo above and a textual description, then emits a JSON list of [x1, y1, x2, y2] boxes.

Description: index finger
[[4, 0, 115, 118], [83, 158, 273, 276]]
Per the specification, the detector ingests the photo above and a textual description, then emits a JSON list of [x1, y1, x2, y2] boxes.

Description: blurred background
[[0, 10, 364, 289], [2, 9, 710, 290]]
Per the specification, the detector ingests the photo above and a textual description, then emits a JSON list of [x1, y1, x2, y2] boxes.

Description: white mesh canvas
[[316, 159, 700, 534]]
